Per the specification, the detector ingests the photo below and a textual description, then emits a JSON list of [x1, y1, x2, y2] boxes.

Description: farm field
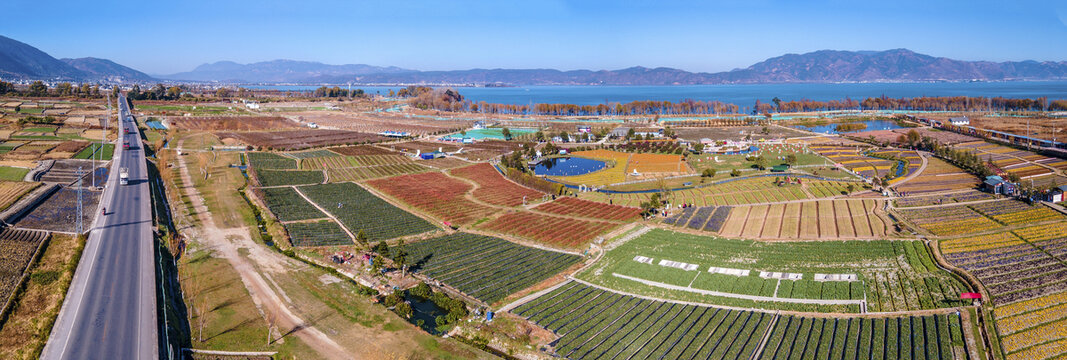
[[957, 140, 1066, 178], [218, 129, 386, 150], [713, 199, 889, 239], [0, 228, 50, 315], [246, 152, 297, 169], [284, 220, 352, 247], [256, 187, 327, 222], [940, 225, 1067, 360], [894, 158, 979, 194], [386, 140, 525, 162], [71, 143, 114, 161], [532, 196, 642, 221], [663, 205, 732, 233], [14, 188, 100, 233], [366, 171, 498, 226], [169, 116, 299, 130], [450, 163, 544, 207], [898, 200, 1063, 236], [391, 232, 581, 304], [994, 291, 1067, 360], [582, 175, 859, 208], [940, 225, 1067, 304], [328, 145, 399, 156], [512, 281, 967, 360], [894, 190, 994, 207], [253, 169, 324, 187], [579, 229, 968, 313], [297, 182, 437, 241], [326, 163, 429, 182], [0, 166, 29, 181], [0, 181, 39, 211], [478, 211, 619, 249]]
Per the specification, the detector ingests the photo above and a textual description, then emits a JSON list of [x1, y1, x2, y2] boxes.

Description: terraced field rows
[[298, 182, 437, 241], [533, 196, 641, 221], [716, 199, 887, 239], [367, 171, 498, 225], [512, 282, 967, 360], [392, 233, 581, 304], [451, 163, 544, 207]]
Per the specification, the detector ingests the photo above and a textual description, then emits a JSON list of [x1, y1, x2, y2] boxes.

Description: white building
[[949, 116, 970, 126]]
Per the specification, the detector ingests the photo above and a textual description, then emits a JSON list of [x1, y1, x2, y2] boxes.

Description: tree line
[[403, 88, 1067, 116]]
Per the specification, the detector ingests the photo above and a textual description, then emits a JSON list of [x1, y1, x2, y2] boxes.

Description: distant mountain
[[0, 35, 154, 82], [61, 57, 155, 82], [312, 49, 1067, 85], [159, 60, 412, 83], [0, 35, 84, 80]]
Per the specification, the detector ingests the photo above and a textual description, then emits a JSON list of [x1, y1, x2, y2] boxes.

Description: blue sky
[[5, 0, 1067, 75]]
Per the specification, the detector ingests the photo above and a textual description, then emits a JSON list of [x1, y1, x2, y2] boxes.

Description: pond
[[407, 297, 449, 335], [441, 127, 536, 140], [791, 119, 906, 134], [145, 120, 167, 130], [534, 157, 607, 176]]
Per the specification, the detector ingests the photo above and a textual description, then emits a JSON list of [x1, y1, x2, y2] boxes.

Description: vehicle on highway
[[119, 167, 129, 185]]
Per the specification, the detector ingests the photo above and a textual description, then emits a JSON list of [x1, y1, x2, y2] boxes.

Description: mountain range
[[2, 34, 1066, 85], [0, 35, 153, 82]]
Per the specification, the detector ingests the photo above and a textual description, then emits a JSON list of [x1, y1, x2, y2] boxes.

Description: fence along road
[[41, 94, 159, 359]]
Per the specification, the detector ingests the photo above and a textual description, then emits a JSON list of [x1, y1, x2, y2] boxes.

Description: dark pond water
[[408, 297, 448, 335], [534, 157, 607, 176]]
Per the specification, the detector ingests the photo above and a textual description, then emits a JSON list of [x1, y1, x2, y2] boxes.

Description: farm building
[[949, 116, 970, 126], [577, 125, 591, 133], [1049, 185, 1066, 202], [379, 130, 410, 138], [983, 175, 1017, 195], [610, 127, 630, 138], [418, 150, 446, 159]]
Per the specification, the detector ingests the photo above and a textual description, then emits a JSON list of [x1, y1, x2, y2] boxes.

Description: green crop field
[[390, 232, 581, 304], [284, 220, 351, 247], [254, 169, 323, 187], [258, 187, 327, 222], [298, 182, 437, 241], [511, 282, 968, 360], [0, 166, 30, 181], [578, 229, 967, 313], [247, 152, 297, 169], [72, 143, 114, 160]]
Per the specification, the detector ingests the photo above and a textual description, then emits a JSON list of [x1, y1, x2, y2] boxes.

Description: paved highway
[[42, 94, 159, 359]]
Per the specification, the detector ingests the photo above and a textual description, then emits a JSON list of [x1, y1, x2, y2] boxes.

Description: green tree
[[395, 301, 413, 318], [501, 127, 511, 140], [356, 229, 368, 246], [730, 169, 742, 177], [692, 142, 705, 153], [626, 128, 635, 139], [395, 239, 409, 276], [27, 81, 47, 97], [752, 155, 767, 170], [215, 87, 232, 98], [701, 168, 717, 178], [786, 153, 798, 166], [535, 131, 545, 142]]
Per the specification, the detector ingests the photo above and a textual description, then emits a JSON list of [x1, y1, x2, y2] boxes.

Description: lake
[[534, 157, 606, 177], [247, 81, 1067, 109], [791, 119, 907, 134]]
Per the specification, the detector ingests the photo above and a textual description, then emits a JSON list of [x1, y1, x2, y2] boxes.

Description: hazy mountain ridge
[[3, 34, 1067, 85], [160, 59, 413, 83], [0, 35, 154, 82], [61, 57, 155, 82]]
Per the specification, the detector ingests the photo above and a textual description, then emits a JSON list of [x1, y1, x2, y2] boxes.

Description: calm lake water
[[248, 81, 1067, 108], [534, 157, 606, 176], [792, 119, 907, 134]]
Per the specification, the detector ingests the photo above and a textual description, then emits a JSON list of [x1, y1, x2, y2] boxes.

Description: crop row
[[298, 182, 436, 241], [512, 282, 966, 360], [478, 211, 617, 249], [533, 196, 642, 221], [326, 163, 428, 182], [450, 163, 544, 207], [254, 169, 324, 187], [663, 205, 731, 233], [366, 172, 497, 225], [247, 152, 297, 169], [894, 190, 994, 208], [391, 232, 580, 304], [940, 230, 1067, 304], [257, 187, 326, 222], [0, 228, 49, 309], [284, 220, 351, 247]]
